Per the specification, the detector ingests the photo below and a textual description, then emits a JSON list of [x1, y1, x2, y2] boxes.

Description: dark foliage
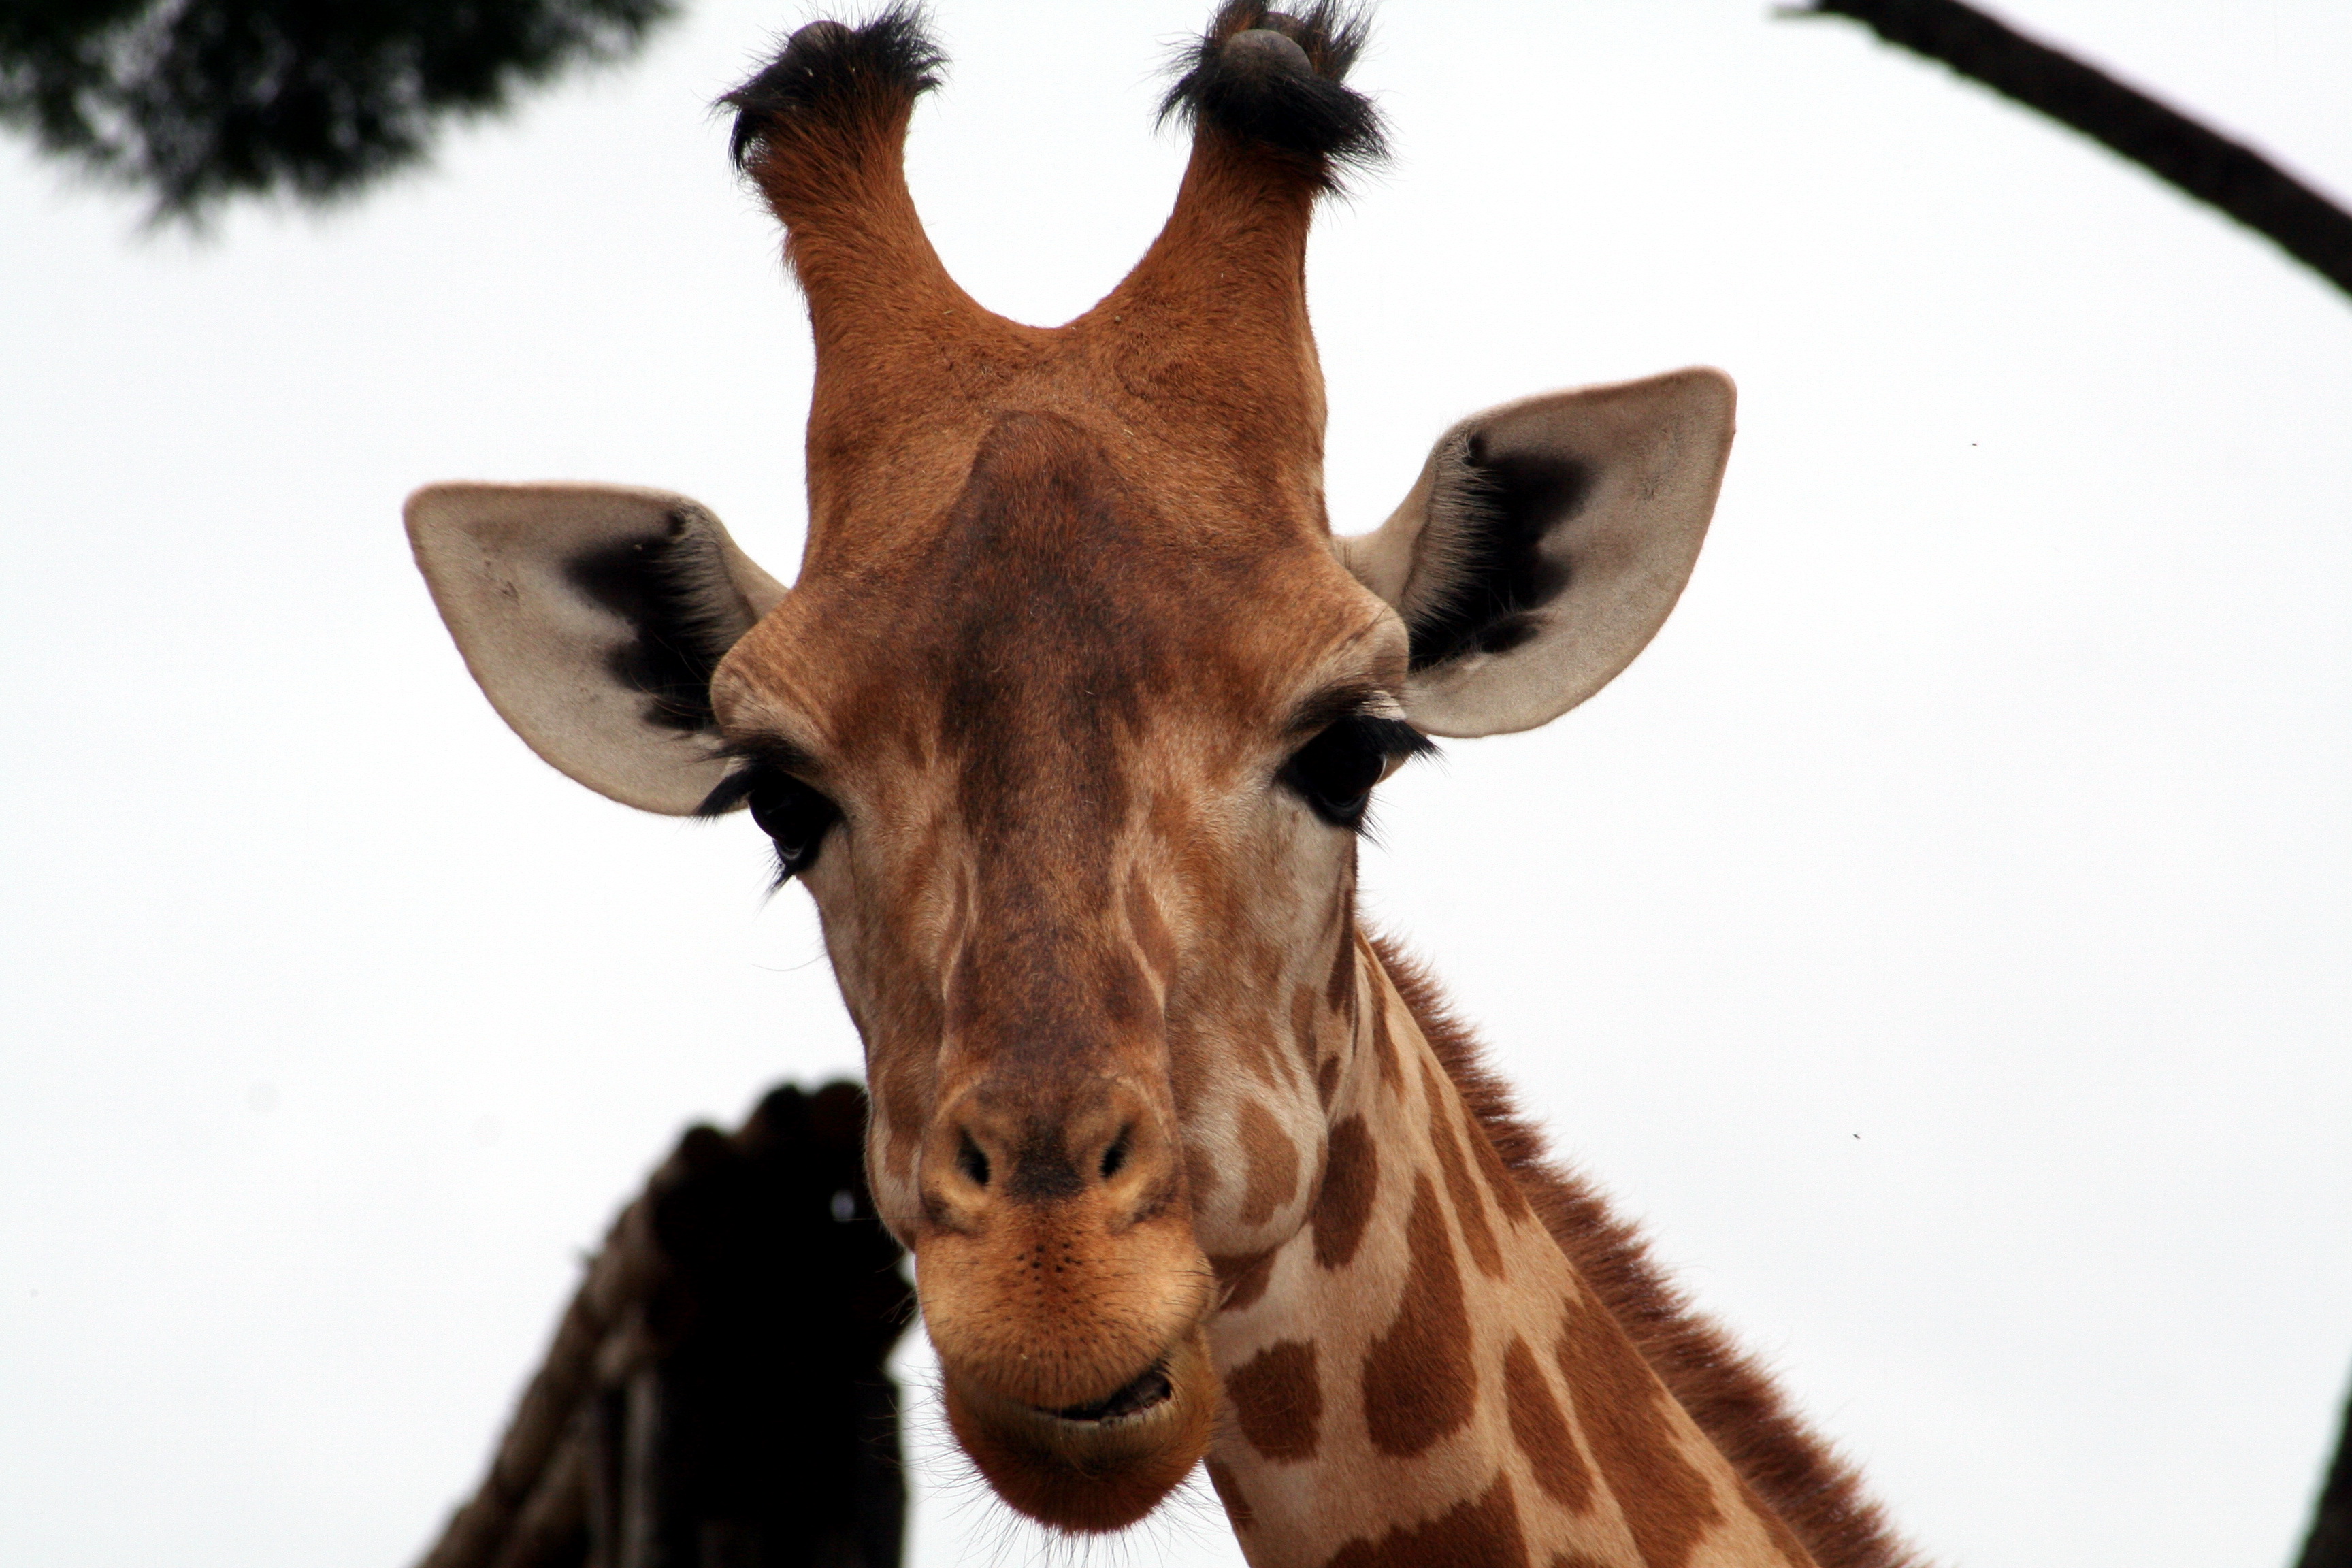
[[0, 0, 675, 224], [1795, 0, 2352, 301]]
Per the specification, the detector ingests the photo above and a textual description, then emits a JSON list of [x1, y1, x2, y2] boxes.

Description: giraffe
[[403, 7, 1920, 1568]]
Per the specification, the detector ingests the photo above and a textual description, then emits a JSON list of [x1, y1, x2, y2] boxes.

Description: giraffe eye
[[744, 771, 841, 879], [1280, 714, 1433, 830]]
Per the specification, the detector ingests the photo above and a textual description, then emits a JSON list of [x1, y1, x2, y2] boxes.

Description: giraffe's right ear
[[1339, 368, 1734, 739], [404, 483, 787, 815]]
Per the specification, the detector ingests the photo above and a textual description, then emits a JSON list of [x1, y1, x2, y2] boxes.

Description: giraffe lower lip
[[1043, 1361, 1173, 1424]]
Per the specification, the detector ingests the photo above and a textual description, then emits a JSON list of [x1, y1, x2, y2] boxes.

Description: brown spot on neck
[[1309, 1114, 1377, 1270], [1554, 1292, 1719, 1568], [1212, 1249, 1275, 1313], [1237, 1098, 1303, 1227], [1227, 1339, 1322, 1463], [1462, 1096, 1535, 1223], [1322, 1474, 1527, 1568], [1292, 983, 1324, 1071], [1325, 919, 1356, 1010], [1424, 1058, 1505, 1279], [1502, 1335, 1594, 1513], [1367, 977, 1404, 1093], [1361, 1175, 1475, 1456]]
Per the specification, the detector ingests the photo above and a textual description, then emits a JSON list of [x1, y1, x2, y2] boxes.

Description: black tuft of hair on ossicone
[[1159, 1, 1386, 185], [719, 4, 946, 169]]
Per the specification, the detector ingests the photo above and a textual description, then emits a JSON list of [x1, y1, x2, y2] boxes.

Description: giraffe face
[[404, 3, 1735, 1540], [706, 411, 1420, 1531]]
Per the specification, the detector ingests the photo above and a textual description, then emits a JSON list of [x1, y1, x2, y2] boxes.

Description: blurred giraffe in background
[[406, 5, 1918, 1565]]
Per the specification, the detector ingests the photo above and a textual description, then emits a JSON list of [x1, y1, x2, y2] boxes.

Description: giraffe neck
[[1199, 933, 1814, 1568]]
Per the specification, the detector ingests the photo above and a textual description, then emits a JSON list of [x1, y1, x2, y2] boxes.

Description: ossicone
[[1159, 1, 1387, 187], [719, 4, 947, 171]]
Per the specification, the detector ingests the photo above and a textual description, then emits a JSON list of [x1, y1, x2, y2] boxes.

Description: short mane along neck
[[1200, 932, 1897, 1568]]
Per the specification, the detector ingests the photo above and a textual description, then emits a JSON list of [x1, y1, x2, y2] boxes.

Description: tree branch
[[2299, 1376, 2352, 1568], [1788, 0, 2352, 301]]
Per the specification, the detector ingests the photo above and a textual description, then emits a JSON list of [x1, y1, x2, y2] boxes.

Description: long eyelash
[[696, 767, 763, 817], [1360, 715, 1439, 764], [694, 736, 821, 819]]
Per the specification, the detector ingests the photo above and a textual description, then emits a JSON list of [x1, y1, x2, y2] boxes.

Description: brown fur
[[1555, 1291, 1720, 1568], [1309, 1113, 1379, 1269], [1239, 1098, 1305, 1225], [1325, 1475, 1529, 1568], [1371, 935, 1924, 1568], [1503, 1335, 1597, 1513], [1228, 1339, 1325, 1461], [1360, 1175, 1477, 1457], [1213, 1250, 1277, 1313], [1424, 1055, 1507, 1279]]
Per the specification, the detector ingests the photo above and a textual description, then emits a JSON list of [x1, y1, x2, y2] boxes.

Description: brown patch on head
[[1309, 1114, 1377, 1270], [1212, 1250, 1275, 1313], [1126, 877, 1178, 989], [1324, 1475, 1526, 1568], [1361, 1175, 1475, 1456], [1423, 1058, 1505, 1279], [1205, 1456, 1255, 1531], [1226, 1339, 1322, 1463], [1554, 1292, 1719, 1568], [1502, 1335, 1594, 1513], [1315, 1053, 1341, 1110], [1237, 1098, 1303, 1227], [1549, 1555, 1614, 1568], [878, 1058, 926, 1178]]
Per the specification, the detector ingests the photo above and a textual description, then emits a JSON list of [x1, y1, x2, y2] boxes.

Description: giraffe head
[[406, 2, 1733, 1536]]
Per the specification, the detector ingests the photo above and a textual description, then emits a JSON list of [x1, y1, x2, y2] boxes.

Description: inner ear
[[406, 483, 785, 815], [565, 521, 759, 735], [1340, 368, 1735, 738], [1401, 434, 1590, 670]]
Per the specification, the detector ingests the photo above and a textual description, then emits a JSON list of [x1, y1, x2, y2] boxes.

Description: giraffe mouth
[[1041, 1359, 1174, 1424], [941, 1328, 1216, 1533]]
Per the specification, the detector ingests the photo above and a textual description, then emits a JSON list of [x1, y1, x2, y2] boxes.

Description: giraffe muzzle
[[941, 1325, 1218, 1533], [915, 1079, 1220, 1530]]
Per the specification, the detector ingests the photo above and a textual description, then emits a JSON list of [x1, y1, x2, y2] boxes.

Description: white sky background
[[3, 1, 2349, 1565]]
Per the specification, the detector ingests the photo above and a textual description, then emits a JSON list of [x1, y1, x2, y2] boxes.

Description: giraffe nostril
[[957, 1131, 992, 1189], [1100, 1126, 1133, 1181]]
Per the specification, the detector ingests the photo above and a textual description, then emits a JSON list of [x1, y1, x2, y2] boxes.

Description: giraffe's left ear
[[1337, 368, 1734, 738]]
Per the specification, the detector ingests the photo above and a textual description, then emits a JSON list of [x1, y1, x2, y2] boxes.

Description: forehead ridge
[[731, 409, 1387, 744]]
